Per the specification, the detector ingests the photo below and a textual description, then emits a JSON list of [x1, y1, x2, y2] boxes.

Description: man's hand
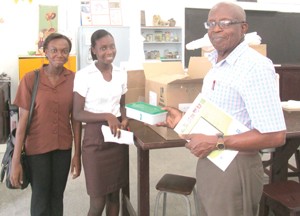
[[182, 134, 217, 158], [156, 106, 183, 129]]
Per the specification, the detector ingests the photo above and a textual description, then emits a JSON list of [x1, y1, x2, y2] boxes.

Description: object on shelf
[[146, 34, 153, 42], [145, 50, 160, 60], [152, 15, 170, 27], [154, 31, 163, 42], [168, 18, 176, 27], [27, 51, 36, 56], [142, 26, 182, 62], [165, 32, 170, 42]]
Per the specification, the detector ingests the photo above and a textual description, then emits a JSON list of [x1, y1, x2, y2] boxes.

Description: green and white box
[[125, 102, 167, 125]]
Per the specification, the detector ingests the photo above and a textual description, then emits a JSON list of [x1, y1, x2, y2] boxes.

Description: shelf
[[142, 26, 182, 62]]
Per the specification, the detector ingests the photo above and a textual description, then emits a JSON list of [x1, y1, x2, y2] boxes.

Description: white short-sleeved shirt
[[202, 41, 286, 133], [73, 61, 127, 117]]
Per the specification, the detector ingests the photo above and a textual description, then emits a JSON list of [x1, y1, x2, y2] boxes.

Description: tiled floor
[[0, 144, 298, 216], [0, 144, 199, 216]]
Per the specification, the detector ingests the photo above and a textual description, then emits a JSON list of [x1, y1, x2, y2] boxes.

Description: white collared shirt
[[202, 41, 286, 133], [74, 61, 127, 117]]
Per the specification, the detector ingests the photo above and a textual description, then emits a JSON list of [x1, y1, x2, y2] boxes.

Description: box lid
[[187, 56, 212, 78], [144, 62, 185, 78], [125, 102, 167, 115], [144, 62, 201, 85], [143, 60, 209, 86]]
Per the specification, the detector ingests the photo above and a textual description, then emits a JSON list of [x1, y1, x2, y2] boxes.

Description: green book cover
[[125, 102, 167, 115]]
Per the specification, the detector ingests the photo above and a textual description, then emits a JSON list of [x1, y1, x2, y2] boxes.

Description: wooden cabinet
[[141, 27, 182, 62], [275, 65, 300, 101], [18, 55, 77, 80]]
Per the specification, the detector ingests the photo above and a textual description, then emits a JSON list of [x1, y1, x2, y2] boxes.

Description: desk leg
[[137, 147, 150, 216], [270, 137, 300, 183]]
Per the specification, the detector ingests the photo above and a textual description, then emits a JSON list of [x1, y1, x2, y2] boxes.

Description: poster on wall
[[80, 0, 122, 26], [38, 5, 58, 54]]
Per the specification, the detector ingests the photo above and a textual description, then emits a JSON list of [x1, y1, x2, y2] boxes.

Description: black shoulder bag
[[0, 70, 39, 189]]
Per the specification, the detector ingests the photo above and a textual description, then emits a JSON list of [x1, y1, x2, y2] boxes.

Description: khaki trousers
[[196, 153, 264, 216]]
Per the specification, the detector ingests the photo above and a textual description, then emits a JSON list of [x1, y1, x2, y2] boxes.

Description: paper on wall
[[174, 94, 249, 171]]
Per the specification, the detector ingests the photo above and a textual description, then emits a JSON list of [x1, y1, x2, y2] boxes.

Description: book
[[174, 94, 249, 171], [125, 102, 167, 125]]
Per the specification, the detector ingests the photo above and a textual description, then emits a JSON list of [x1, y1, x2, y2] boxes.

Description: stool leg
[[295, 149, 300, 182], [183, 195, 192, 216], [154, 191, 163, 216], [162, 192, 167, 216], [192, 187, 200, 216]]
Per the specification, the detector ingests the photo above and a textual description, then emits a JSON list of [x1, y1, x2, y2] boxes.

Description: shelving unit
[[141, 26, 182, 62]]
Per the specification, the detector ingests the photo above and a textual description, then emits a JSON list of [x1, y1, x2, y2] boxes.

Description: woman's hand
[[120, 117, 129, 130], [106, 113, 122, 137], [70, 154, 81, 179], [9, 160, 23, 188]]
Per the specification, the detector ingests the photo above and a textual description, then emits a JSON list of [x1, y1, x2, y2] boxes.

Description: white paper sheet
[[101, 125, 134, 145]]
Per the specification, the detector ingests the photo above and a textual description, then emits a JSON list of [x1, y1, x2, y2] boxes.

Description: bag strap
[[25, 69, 40, 136]]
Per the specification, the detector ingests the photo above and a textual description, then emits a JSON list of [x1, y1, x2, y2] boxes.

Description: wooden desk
[[264, 111, 300, 183], [129, 110, 300, 216], [129, 121, 185, 216]]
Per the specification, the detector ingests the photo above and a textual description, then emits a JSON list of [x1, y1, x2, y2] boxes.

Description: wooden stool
[[154, 173, 199, 216], [259, 180, 300, 216], [262, 148, 300, 183], [288, 149, 300, 182]]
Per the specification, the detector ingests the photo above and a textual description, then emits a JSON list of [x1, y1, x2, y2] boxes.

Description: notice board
[[185, 8, 300, 68]]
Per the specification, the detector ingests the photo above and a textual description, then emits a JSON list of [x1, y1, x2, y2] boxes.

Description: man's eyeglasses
[[204, 20, 246, 30]]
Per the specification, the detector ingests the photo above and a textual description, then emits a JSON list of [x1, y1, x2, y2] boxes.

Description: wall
[[0, 0, 81, 101], [0, 0, 299, 101]]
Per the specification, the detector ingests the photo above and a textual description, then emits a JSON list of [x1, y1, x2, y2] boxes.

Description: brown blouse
[[14, 66, 75, 156]]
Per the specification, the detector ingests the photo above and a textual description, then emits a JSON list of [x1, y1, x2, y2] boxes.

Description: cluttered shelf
[[142, 26, 182, 62]]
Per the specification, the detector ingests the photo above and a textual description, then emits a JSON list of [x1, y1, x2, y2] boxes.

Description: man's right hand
[[156, 106, 184, 129]]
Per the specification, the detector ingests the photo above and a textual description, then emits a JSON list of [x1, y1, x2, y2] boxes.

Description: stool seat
[[259, 180, 300, 216], [156, 173, 196, 195], [154, 173, 199, 216]]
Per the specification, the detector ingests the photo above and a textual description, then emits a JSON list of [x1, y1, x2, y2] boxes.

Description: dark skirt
[[82, 121, 129, 197]]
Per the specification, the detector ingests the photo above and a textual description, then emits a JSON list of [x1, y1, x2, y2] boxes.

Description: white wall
[[0, 0, 299, 101], [0, 0, 81, 100]]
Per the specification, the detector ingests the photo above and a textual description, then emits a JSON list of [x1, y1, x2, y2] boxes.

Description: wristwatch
[[216, 133, 225, 150]]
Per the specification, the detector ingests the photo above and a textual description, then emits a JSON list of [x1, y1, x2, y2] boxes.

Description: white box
[[125, 102, 167, 125]]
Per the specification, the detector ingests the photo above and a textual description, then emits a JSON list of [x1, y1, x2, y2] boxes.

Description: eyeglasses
[[204, 20, 246, 30]]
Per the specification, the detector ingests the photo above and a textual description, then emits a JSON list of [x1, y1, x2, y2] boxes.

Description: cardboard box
[[249, 44, 267, 56], [126, 70, 145, 104], [201, 44, 267, 57], [188, 56, 211, 78], [143, 57, 211, 109], [125, 102, 167, 125]]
